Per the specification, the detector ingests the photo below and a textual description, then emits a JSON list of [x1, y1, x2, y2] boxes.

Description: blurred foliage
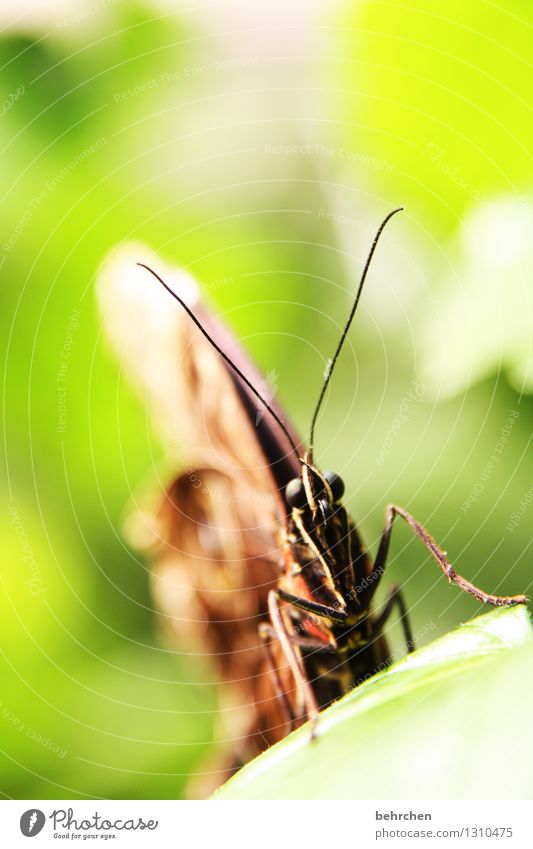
[[330, 0, 532, 233], [1, 1, 531, 798], [418, 196, 533, 396], [216, 607, 533, 799]]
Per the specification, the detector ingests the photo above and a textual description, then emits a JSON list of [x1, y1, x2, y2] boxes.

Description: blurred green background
[[1, 0, 531, 799]]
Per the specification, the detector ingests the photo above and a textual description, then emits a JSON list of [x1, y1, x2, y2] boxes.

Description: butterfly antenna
[[308, 207, 403, 462], [137, 263, 301, 460]]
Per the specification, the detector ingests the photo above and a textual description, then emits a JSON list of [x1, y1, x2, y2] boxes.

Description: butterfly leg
[[267, 590, 321, 737], [364, 504, 527, 607], [370, 583, 415, 654], [277, 588, 347, 623], [258, 621, 299, 733]]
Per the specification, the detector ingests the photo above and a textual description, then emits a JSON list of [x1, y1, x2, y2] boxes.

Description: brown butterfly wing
[[97, 245, 301, 794]]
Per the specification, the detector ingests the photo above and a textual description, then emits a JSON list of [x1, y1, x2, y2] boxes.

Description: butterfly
[[98, 208, 527, 796]]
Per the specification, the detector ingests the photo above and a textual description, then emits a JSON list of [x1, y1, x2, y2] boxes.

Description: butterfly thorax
[[280, 459, 376, 647], [278, 478, 390, 706]]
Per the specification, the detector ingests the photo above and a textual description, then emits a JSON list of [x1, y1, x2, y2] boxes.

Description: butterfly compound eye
[[324, 471, 345, 503], [285, 477, 308, 510]]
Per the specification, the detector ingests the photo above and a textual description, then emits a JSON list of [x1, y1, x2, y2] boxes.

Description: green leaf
[[215, 607, 532, 799]]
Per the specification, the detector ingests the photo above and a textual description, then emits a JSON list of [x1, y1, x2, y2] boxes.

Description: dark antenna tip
[[136, 262, 302, 461], [308, 206, 404, 462]]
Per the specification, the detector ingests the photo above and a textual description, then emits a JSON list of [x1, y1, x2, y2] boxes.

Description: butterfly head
[[285, 456, 345, 523]]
